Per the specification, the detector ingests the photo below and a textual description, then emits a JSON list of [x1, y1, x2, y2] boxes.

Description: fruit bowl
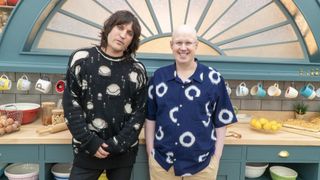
[[250, 118, 282, 133], [250, 126, 279, 133]]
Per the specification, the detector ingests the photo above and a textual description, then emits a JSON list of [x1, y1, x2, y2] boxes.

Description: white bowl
[[245, 163, 269, 178], [51, 163, 72, 180], [4, 163, 39, 180], [236, 114, 252, 123]]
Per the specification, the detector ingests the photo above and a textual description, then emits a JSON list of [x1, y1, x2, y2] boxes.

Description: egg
[[0, 128, 5, 135], [7, 118, 14, 125], [5, 125, 13, 133], [12, 123, 18, 131], [1, 119, 8, 127]]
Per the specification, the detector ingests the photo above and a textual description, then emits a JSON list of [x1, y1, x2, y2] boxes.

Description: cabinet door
[[0, 145, 39, 162], [217, 162, 241, 180], [44, 144, 73, 162]]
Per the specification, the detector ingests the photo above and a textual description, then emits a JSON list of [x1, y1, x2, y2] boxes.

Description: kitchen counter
[[1, 119, 320, 180], [1, 119, 320, 146]]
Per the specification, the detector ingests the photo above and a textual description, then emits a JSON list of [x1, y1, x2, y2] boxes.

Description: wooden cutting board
[[281, 127, 320, 139], [282, 123, 320, 132]]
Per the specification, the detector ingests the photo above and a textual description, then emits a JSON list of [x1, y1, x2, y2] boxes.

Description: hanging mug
[[17, 74, 31, 91], [0, 74, 12, 90], [35, 77, 52, 94], [55, 80, 65, 94]]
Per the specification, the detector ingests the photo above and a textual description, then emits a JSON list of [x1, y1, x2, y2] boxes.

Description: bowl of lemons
[[250, 117, 282, 133]]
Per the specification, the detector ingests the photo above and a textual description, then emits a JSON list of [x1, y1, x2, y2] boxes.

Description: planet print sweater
[[63, 46, 147, 169]]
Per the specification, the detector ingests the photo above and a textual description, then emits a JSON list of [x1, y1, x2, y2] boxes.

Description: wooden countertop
[[1, 119, 320, 146]]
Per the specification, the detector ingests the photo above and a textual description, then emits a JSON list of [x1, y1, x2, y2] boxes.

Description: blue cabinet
[[0, 144, 320, 180]]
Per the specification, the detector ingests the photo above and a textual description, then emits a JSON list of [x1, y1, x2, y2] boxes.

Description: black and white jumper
[[63, 46, 147, 169]]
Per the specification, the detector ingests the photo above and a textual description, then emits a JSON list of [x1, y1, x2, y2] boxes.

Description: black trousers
[[69, 165, 133, 180]]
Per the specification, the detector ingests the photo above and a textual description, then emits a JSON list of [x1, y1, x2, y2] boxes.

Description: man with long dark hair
[[63, 10, 147, 180]]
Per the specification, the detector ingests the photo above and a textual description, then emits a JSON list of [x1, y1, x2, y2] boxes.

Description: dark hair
[[100, 10, 141, 58]]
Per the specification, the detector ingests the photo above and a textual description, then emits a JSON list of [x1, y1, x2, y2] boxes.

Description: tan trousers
[[149, 155, 219, 180]]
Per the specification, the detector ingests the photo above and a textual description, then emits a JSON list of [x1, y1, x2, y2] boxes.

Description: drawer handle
[[278, 150, 289, 158]]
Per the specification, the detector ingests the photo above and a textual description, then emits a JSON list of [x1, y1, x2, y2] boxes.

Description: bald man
[[145, 25, 237, 180]]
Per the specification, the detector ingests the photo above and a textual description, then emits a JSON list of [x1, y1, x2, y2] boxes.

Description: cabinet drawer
[[247, 146, 320, 162], [0, 145, 39, 162], [45, 144, 73, 162], [221, 145, 243, 160]]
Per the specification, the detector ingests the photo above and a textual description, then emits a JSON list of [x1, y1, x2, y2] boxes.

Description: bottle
[[41, 102, 56, 125]]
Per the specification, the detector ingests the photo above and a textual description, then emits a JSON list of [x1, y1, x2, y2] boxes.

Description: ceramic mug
[[0, 74, 12, 90], [267, 83, 281, 97], [17, 74, 31, 91], [316, 88, 320, 98], [250, 83, 266, 97], [285, 87, 299, 98], [225, 82, 232, 96], [35, 78, 52, 94], [55, 80, 65, 94], [300, 83, 315, 99], [236, 82, 249, 96]]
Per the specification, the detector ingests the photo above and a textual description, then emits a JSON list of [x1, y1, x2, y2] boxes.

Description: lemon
[[259, 118, 268, 125], [263, 122, 272, 131], [250, 119, 257, 126], [271, 124, 278, 131], [270, 120, 278, 125], [254, 121, 262, 129]]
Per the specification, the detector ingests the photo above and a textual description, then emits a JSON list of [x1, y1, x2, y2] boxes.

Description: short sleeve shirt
[[146, 60, 237, 176]]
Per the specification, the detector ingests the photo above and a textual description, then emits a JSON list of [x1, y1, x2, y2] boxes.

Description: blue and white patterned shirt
[[146, 60, 237, 176]]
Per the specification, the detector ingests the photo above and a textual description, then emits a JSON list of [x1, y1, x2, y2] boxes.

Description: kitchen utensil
[[16, 74, 31, 91], [0, 103, 40, 124], [41, 102, 56, 125], [4, 163, 39, 180], [300, 83, 316, 99], [51, 163, 72, 180], [36, 122, 68, 135], [267, 83, 281, 97], [269, 166, 297, 180], [226, 131, 242, 138], [245, 163, 268, 178], [236, 114, 252, 123], [35, 78, 52, 94], [236, 82, 249, 96], [281, 127, 320, 139], [55, 80, 65, 94], [285, 87, 298, 98], [0, 74, 12, 90]]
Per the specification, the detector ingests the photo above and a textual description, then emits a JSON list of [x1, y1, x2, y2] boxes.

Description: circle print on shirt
[[156, 82, 168, 97], [148, 85, 154, 99], [179, 131, 195, 147], [218, 109, 233, 124], [184, 85, 201, 101], [208, 70, 221, 85]]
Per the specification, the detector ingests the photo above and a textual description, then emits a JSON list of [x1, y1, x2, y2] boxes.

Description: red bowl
[[0, 103, 40, 124]]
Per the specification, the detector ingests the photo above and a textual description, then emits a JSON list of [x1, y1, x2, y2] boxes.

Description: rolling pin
[[36, 122, 68, 135]]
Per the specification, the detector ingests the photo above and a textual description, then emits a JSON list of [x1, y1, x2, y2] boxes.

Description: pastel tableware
[[236, 82, 249, 97], [17, 74, 31, 91], [0, 74, 12, 90], [267, 83, 281, 97], [285, 87, 298, 99]]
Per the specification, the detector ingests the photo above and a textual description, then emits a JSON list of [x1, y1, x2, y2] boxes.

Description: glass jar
[[41, 102, 56, 125], [51, 108, 64, 125]]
